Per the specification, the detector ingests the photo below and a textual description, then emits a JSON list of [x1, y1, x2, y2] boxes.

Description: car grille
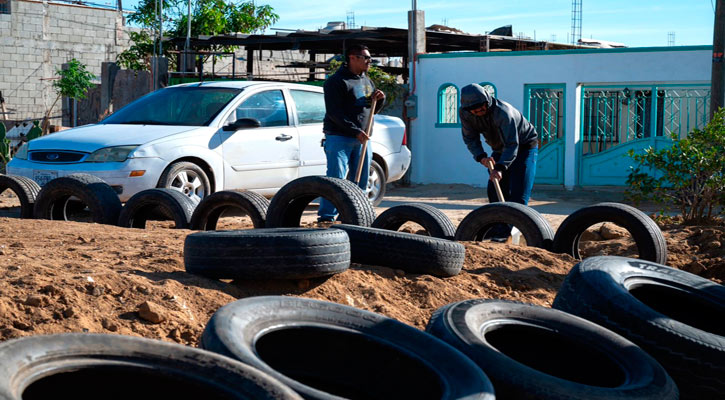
[[29, 151, 86, 163]]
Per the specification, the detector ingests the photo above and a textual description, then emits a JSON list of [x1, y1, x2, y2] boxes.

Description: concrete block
[[16, 61, 29, 69], [61, 27, 73, 36]]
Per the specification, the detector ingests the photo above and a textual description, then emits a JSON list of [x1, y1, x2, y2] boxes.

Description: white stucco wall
[[410, 46, 712, 188]]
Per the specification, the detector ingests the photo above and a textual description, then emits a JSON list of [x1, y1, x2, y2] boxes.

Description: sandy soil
[[0, 184, 722, 346]]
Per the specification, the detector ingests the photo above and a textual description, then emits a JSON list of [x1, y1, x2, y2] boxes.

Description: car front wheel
[[366, 159, 387, 207], [157, 161, 211, 203]]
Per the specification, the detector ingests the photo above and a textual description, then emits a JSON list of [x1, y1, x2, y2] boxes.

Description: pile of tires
[[553, 256, 725, 399]]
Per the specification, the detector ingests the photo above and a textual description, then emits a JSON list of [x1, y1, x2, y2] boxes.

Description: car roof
[[169, 80, 323, 91]]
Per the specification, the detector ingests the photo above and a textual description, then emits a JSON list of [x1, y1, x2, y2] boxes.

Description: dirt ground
[[0, 183, 723, 347]]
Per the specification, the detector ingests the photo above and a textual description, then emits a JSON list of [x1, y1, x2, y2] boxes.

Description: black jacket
[[459, 84, 538, 171], [322, 65, 384, 137]]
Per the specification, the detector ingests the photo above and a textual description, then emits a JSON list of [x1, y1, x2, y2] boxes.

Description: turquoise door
[[525, 84, 565, 185], [579, 85, 711, 186]]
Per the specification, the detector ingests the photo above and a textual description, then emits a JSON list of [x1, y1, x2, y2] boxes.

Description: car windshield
[[101, 86, 242, 126]]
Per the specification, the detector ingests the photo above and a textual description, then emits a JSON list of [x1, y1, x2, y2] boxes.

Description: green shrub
[[626, 107, 725, 224]]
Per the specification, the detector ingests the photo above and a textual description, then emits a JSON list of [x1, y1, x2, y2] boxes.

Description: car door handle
[[275, 134, 293, 142]]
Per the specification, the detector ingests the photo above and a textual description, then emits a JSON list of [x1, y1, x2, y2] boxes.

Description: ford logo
[[46, 153, 60, 161]]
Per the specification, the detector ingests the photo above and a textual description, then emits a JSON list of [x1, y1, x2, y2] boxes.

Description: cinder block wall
[[0, 0, 132, 127]]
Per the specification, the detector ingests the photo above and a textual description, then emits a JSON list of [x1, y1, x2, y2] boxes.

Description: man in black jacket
[[459, 83, 539, 240], [318, 44, 385, 222]]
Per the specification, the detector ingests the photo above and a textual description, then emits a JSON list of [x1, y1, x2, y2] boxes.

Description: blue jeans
[[486, 146, 538, 238], [318, 134, 371, 220]]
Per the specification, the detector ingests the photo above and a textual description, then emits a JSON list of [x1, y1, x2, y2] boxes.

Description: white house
[[409, 46, 712, 189]]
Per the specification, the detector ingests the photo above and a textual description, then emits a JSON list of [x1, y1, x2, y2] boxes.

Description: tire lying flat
[[0, 333, 302, 400], [200, 296, 495, 400], [265, 176, 375, 228], [0, 174, 40, 218], [118, 188, 196, 229], [427, 299, 678, 400], [553, 256, 725, 399], [331, 224, 465, 277], [371, 202, 456, 240], [33, 173, 121, 225], [454, 202, 554, 250], [552, 202, 667, 264], [185, 228, 350, 280], [190, 190, 270, 230]]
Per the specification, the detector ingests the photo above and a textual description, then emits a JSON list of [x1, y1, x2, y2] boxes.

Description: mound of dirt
[[0, 214, 722, 347]]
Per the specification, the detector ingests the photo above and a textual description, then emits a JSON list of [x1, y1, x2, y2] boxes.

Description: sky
[[121, 0, 718, 48]]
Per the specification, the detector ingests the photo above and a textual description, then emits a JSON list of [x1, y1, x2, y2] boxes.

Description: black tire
[[372, 202, 456, 240], [118, 188, 196, 229], [157, 161, 211, 204], [366, 159, 386, 207], [0, 174, 40, 218], [454, 202, 554, 250], [190, 190, 270, 230], [200, 296, 495, 400], [552, 256, 725, 399], [266, 176, 375, 228], [552, 202, 667, 264], [185, 228, 350, 279], [426, 299, 678, 400], [0, 333, 302, 400], [33, 173, 121, 225], [331, 224, 465, 277]]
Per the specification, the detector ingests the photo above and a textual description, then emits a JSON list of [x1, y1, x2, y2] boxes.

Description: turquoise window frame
[[435, 83, 461, 128], [478, 82, 497, 98]]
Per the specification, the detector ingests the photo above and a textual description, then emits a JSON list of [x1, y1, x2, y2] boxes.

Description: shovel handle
[[354, 97, 378, 185], [486, 160, 505, 203]]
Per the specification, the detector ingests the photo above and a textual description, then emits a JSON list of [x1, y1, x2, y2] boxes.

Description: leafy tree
[[327, 59, 404, 104], [625, 107, 725, 224], [42, 59, 96, 134], [118, 0, 278, 71]]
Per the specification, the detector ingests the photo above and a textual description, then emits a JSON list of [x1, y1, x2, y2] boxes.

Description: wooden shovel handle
[[486, 160, 505, 203], [354, 97, 378, 185]]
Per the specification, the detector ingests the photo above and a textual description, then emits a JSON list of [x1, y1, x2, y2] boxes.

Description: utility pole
[[711, 0, 724, 118]]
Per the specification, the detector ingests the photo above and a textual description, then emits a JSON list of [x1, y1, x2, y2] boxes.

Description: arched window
[[437, 83, 460, 127], [479, 82, 497, 98]]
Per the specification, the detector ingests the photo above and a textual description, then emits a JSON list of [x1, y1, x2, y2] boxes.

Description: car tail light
[[402, 128, 407, 146]]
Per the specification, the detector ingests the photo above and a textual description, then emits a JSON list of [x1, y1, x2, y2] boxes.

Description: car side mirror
[[223, 118, 261, 131]]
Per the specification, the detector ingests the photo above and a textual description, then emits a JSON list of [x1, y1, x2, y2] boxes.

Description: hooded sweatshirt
[[322, 64, 384, 138], [459, 83, 538, 171]]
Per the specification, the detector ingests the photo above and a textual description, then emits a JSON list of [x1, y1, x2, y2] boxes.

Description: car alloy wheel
[[366, 160, 386, 207]]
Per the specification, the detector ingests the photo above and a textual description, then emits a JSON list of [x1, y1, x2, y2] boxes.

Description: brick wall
[[0, 0, 132, 127]]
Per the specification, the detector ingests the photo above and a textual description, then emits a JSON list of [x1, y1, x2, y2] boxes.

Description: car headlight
[[13, 143, 29, 160], [85, 146, 139, 162]]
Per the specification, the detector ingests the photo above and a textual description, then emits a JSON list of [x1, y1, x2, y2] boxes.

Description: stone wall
[[0, 0, 132, 127]]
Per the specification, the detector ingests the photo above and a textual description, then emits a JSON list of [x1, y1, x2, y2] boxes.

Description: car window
[[290, 90, 325, 124], [235, 90, 288, 127], [101, 87, 241, 126]]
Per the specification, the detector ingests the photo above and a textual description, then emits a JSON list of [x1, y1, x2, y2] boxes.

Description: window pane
[[290, 90, 325, 124], [236, 90, 288, 127], [442, 86, 458, 124]]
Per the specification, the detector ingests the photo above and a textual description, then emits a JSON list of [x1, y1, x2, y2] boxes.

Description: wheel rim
[[170, 169, 206, 202], [367, 165, 382, 202]]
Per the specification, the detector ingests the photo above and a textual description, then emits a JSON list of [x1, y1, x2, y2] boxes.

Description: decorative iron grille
[[528, 88, 564, 145], [439, 85, 459, 125], [581, 86, 710, 155]]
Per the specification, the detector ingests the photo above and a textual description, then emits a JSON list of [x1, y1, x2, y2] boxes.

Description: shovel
[[354, 97, 378, 185], [486, 160, 505, 202]]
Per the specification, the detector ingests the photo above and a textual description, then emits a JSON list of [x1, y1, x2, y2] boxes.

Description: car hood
[[26, 124, 199, 153]]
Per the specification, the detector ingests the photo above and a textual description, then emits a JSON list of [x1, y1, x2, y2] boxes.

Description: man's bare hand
[[489, 170, 502, 181], [356, 130, 369, 144], [480, 157, 496, 169], [372, 89, 385, 102]]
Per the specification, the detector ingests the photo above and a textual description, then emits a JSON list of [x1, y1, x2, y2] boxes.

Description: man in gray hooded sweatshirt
[[459, 83, 539, 240]]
